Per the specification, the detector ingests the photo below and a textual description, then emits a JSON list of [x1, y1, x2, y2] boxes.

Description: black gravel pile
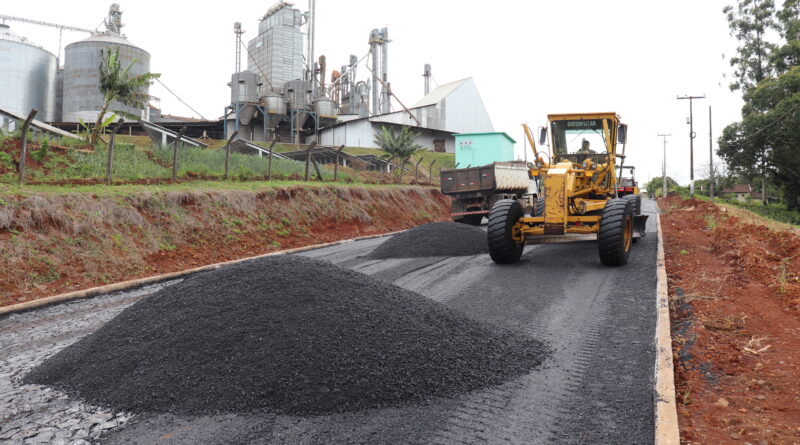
[[26, 256, 545, 416], [369, 222, 488, 259]]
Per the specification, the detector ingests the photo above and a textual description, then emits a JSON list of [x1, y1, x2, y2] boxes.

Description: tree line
[[718, 0, 800, 208]]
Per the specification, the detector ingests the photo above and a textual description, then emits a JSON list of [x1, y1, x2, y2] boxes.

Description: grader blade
[[633, 215, 648, 238]]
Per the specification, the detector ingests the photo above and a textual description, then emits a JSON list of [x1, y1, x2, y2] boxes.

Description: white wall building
[[314, 77, 494, 153]]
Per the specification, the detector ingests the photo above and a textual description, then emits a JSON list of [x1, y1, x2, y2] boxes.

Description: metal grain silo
[[0, 24, 57, 122], [229, 70, 259, 125], [62, 33, 150, 123]]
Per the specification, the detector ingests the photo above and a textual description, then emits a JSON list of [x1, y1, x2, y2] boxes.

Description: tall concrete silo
[[61, 32, 150, 122], [0, 23, 57, 122]]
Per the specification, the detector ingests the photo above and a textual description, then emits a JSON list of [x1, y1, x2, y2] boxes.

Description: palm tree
[[89, 47, 160, 146], [373, 126, 425, 183]]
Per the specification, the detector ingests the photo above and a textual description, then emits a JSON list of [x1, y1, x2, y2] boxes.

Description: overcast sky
[[4, 0, 747, 185]]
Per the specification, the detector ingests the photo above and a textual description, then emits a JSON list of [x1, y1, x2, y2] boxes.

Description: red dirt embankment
[[659, 197, 800, 444], [0, 186, 451, 307]]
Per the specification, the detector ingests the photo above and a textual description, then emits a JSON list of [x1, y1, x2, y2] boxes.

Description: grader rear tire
[[488, 199, 525, 264], [623, 193, 641, 216], [598, 198, 634, 266], [623, 194, 642, 243]]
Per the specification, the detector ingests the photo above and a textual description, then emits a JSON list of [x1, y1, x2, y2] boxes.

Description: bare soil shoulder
[[659, 197, 800, 444]]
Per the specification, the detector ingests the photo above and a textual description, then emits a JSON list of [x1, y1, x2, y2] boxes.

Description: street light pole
[[677, 94, 705, 198], [658, 133, 671, 198]]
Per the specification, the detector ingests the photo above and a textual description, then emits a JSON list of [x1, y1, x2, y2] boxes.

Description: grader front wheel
[[488, 199, 525, 264], [598, 198, 634, 266]]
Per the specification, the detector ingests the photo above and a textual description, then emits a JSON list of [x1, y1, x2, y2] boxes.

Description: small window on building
[[434, 139, 445, 153]]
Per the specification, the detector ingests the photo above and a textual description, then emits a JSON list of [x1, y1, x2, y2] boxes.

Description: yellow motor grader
[[488, 112, 647, 265]]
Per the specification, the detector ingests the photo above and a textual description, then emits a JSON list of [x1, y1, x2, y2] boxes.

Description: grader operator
[[488, 112, 647, 266]]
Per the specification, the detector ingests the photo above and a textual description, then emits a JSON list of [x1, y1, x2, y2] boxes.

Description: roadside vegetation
[[0, 130, 454, 185], [0, 134, 329, 183], [0, 185, 450, 306]]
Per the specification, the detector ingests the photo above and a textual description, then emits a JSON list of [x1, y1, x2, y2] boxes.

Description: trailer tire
[[488, 199, 525, 264], [598, 198, 634, 266], [533, 197, 545, 217]]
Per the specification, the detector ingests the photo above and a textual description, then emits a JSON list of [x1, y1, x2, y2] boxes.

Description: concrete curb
[[654, 210, 680, 444], [0, 230, 404, 316]]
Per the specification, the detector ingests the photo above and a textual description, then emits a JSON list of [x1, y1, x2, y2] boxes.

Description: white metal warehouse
[[314, 78, 494, 153]]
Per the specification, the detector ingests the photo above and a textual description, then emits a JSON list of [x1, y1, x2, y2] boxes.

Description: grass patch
[[0, 180, 427, 197]]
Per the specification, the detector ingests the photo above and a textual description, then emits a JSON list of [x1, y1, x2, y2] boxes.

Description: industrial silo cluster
[[225, 2, 399, 144], [225, 1, 334, 143], [3, 1, 490, 152], [0, 4, 150, 124]]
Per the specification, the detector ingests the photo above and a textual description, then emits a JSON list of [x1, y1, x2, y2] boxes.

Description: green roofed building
[[455, 132, 517, 167]]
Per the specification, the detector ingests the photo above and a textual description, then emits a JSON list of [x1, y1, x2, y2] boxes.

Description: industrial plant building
[[2, 1, 498, 155], [317, 78, 494, 153]]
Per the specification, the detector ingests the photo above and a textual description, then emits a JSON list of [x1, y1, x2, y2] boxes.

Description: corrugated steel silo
[[62, 33, 150, 123], [247, 2, 304, 94], [0, 23, 57, 122]]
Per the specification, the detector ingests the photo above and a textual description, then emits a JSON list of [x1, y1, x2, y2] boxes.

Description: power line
[[726, 101, 800, 147], [154, 78, 208, 121]]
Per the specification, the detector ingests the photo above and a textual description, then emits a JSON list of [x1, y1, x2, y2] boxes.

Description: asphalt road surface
[[0, 200, 659, 445]]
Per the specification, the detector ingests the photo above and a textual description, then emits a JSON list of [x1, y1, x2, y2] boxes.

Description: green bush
[[735, 202, 800, 225], [31, 138, 50, 163], [0, 151, 13, 166]]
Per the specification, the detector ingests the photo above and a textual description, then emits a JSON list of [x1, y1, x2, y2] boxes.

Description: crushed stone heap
[[26, 255, 545, 416], [369, 222, 488, 259]]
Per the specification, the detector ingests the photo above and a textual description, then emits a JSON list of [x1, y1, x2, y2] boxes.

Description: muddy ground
[[659, 197, 800, 444]]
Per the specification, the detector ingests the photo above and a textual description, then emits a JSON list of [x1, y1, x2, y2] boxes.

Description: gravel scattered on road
[[368, 222, 488, 259], [25, 255, 545, 416]]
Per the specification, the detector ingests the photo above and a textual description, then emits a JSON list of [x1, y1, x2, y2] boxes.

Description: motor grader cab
[[487, 112, 647, 265]]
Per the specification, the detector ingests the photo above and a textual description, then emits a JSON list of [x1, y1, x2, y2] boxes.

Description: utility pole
[[677, 95, 705, 198], [708, 106, 714, 201], [658, 134, 671, 198]]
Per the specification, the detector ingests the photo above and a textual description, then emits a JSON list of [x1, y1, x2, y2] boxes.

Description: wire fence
[[0, 111, 442, 186]]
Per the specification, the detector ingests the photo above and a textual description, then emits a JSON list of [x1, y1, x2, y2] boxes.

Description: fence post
[[312, 156, 324, 181], [267, 133, 277, 181], [334, 144, 345, 181], [415, 157, 424, 183], [428, 160, 437, 183], [106, 118, 125, 184], [304, 141, 317, 181], [18, 109, 38, 186], [224, 130, 238, 180], [172, 126, 187, 183]]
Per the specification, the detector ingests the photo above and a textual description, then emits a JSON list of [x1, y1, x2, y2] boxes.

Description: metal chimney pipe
[[423, 64, 431, 95], [369, 29, 380, 115], [380, 28, 390, 114]]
